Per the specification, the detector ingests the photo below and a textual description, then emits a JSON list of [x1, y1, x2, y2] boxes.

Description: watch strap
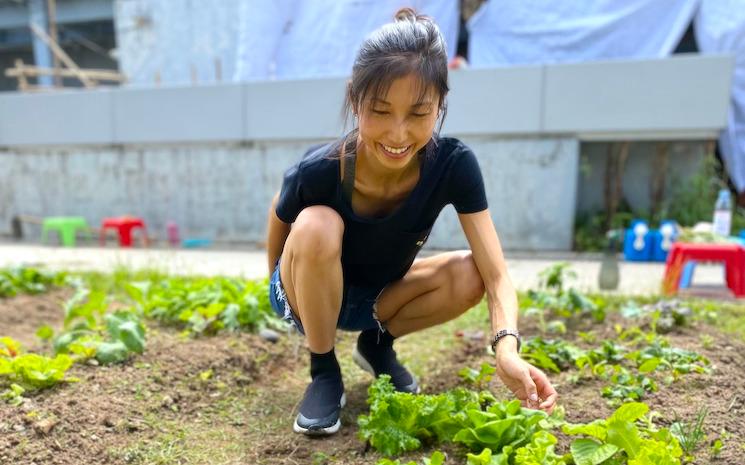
[[491, 329, 521, 353]]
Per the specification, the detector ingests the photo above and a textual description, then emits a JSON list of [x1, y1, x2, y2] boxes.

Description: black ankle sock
[[301, 348, 344, 419], [356, 328, 413, 389], [358, 327, 395, 347], [310, 348, 342, 379]]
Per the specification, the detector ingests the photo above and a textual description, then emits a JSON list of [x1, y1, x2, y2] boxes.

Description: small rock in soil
[[33, 418, 59, 435], [259, 328, 280, 343]]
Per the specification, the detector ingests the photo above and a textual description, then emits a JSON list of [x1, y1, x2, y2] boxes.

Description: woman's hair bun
[[394, 7, 418, 23]]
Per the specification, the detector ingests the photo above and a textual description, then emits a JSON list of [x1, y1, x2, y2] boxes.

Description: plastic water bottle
[[712, 189, 732, 237]]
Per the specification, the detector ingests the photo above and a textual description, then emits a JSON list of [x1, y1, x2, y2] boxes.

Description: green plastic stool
[[41, 216, 90, 247]]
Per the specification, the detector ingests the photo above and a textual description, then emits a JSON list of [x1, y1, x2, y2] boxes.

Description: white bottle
[[712, 189, 732, 237]]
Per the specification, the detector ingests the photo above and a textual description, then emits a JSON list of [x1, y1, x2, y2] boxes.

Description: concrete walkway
[[0, 242, 703, 296]]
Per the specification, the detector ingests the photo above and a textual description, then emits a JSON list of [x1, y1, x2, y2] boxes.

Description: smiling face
[[355, 74, 440, 173]]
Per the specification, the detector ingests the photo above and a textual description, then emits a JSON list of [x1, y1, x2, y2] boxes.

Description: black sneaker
[[353, 332, 420, 394], [293, 375, 346, 435]]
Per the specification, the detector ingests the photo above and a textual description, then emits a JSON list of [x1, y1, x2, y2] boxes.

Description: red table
[[99, 216, 148, 247], [663, 242, 745, 297]]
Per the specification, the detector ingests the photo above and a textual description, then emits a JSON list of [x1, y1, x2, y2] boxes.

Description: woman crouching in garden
[[265, 8, 558, 435]]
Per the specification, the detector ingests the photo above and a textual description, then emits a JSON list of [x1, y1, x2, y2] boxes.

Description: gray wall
[[0, 137, 579, 250], [1, 54, 733, 145], [0, 55, 734, 250]]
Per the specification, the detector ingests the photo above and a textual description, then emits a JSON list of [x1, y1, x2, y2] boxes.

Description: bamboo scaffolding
[[29, 22, 94, 88]]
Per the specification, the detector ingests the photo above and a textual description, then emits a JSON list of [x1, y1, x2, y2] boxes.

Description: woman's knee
[[289, 206, 344, 259], [448, 251, 485, 307]]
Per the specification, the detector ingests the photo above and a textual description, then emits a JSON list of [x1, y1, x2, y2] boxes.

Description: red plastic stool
[[99, 216, 149, 247], [663, 242, 745, 297]]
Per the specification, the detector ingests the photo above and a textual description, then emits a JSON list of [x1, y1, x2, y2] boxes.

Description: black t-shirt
[[276, 136, 488, 287]]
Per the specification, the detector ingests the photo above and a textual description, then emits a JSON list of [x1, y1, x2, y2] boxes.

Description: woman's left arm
[[459, 210, 558, 413]]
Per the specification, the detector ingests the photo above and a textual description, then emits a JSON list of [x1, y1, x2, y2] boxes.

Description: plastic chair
[[663, 242, 745, 297], [99, 216, 148, 247], [41, 216, 90, 247]]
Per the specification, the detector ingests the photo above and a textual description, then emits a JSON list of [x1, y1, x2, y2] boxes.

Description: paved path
[[0, 243, 726, 295]]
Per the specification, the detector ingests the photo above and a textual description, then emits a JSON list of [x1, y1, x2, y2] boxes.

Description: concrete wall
[[429, 137, 579, 250], [0, 55, 734, 250], [0, 136, 578, 250], [1, 54, 733, 145], [0, 142, 304, 245]]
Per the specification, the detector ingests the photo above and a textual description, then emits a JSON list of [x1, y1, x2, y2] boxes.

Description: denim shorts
[[268, 260, 386, 335]]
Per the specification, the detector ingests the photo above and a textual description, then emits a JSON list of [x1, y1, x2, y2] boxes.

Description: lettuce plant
[[0, 337, 76, 404], [563, 402, 682, 465], [0, 267, 67, 298], [52, 289, 146, 365], [358, 376, 549, 460], [124, 276, 284, 336]]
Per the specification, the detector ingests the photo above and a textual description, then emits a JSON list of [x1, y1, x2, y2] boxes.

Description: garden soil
[[1, 294, 744, 465]]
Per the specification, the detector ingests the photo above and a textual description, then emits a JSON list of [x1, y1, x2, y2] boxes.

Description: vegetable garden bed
[[0, 267, 743, 465]]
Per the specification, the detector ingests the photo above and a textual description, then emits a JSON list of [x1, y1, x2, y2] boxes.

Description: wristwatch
[[491, 329, 521, 353]]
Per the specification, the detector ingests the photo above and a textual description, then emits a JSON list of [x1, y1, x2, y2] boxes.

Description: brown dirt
[[0, 292, 296, 465], [433, 311, 745, 465], [1, 291, 745, 465], [0, 289, 71, 352]]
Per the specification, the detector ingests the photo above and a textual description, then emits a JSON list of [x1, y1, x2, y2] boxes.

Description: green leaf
[[638, 358, 661, 373], [466, 448, 509, 465], [562, 420, 607, 440], [514, 431, 568, 464], [606, 419, 641, 458], [570, 438, 619, 465], [423, 451, 446, 465], [35, 325, 54, 341], [94, 341, 130, 364], [608, 402, 649, 423], [104, 311, 146, 353]]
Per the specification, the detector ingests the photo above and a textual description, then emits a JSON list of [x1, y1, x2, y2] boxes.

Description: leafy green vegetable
[[521, 338, 586, 374], [35, 325, 55, 341], [458, 363, 496, 389], [563, 402, 682, 465], [1, 383, 25, 406], [524, 264, 605, 323], [0, 337, 76, 397], [513, 431, 569, 464], [570, 439, 618, 465], [0, 267, 67, 298], [359, 376, 547, 460], [377, 450, 446, 465], [466, 447, 509, 465], [358, 375, 481, 456], [94, 341, 130, 364], [104, 311, 146, 354], [53, 289, 147, 365], [125, 276, 284, 336], [453, 399, 546, 453], [601, 366, 657, 405]]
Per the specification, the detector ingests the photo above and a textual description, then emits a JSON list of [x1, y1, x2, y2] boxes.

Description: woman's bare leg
[[279, 205, 344, 353], [278, 206, 347, 435], [352, 251, 485, 394], [375, 250, 486, 337]]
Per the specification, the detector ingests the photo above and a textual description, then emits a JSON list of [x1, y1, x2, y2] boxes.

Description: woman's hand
[[494, 343, 557, 413]]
